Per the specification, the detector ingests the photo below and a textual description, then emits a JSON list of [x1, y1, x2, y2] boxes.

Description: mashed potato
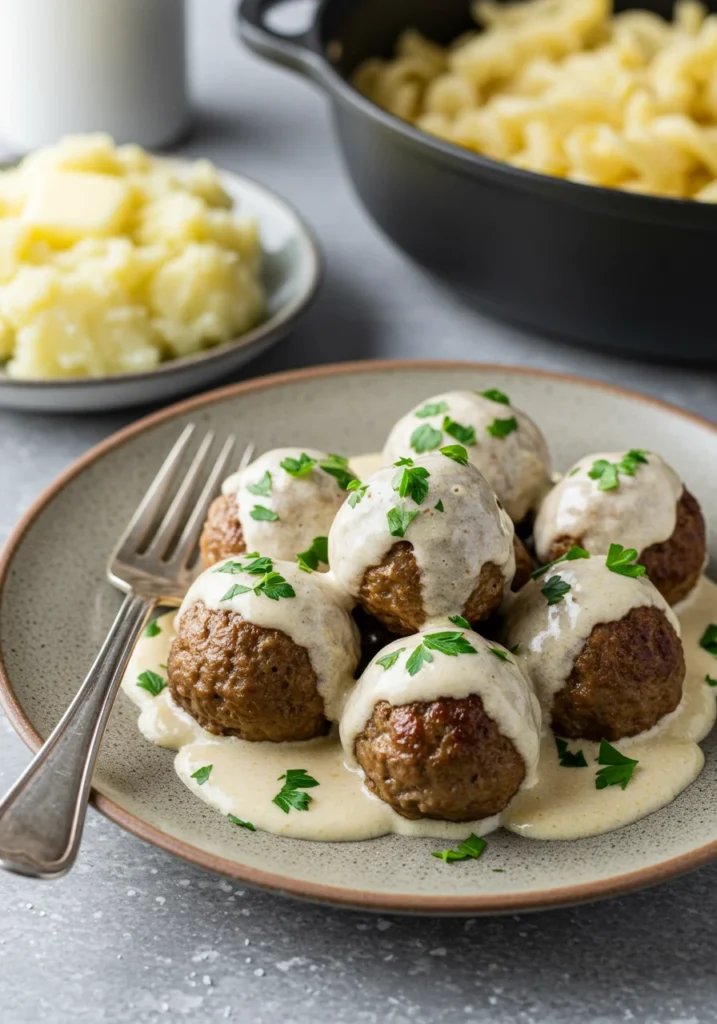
[[0, 135, 265, 379]]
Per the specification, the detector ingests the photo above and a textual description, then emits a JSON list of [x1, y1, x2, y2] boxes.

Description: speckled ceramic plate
[[0, 165, 321, 413], [1, 361, 716, 914]]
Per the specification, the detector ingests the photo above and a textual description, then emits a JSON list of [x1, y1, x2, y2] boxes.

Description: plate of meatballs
[[2, 360, 717, 913]]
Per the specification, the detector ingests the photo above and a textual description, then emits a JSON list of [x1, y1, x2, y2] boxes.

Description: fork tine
[[112, 423, 196, 561], [143, 430, 217, 561], [168, 435, 239, 572], [238, 442, 255, 470]]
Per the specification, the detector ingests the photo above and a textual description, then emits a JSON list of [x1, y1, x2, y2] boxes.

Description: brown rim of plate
[[1, 358, 715, 914]]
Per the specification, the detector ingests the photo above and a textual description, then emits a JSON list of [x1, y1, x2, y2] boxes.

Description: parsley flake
[[221, 570, 296, 602], [190, 764, 213, 786], [479, 388, 510, 405], [215, 555, 273, 576], [434, 499, 444, 512], [392, 461, 430, 505], [588, 450, 649, 491], [555, 736, 588, 768], [568, 466, 580, 477], [509, 643, 521, 655], [320, 453, 356, 491], [281, 452, 316, 477], [387, 506, 420, 538], [706, 675, 717, 687], [415, 401, 448, 418], [699, 625, 717, 656], [605, 543, 646, 578], [143, 620, 161, 638], [486, 416, 518, 439], [541, 575, 571, 605], [273, 769, 319, 814], [488, 647, 511, 662], [297, 536, 329, 573], [250, 505, 279, 522], [136, 670, 166, 696], [440, 444, 469, 466], [442, 416, 476, 446], [406, 644, 434, 676], [531, 545, 590, 580], [376, 649, 404, 671], [432, 834, 486, 864], [410, 423, 442, 453], [448, 615, 471, 629], [227, 814, 256, 831], [347, 480, 368, 507], [220, 583, 252, 601], [407, 631, 477, 675], [595, 739, 639, 790], [247, 470, 272, 496]]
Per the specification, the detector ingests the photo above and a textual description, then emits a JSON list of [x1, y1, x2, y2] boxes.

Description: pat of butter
[[22, 170, 132, 245]]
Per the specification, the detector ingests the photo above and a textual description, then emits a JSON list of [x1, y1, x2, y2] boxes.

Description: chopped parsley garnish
[[297, 536, 329, 573], [492, 868, 506, 873], [488, 647, 511, 662], [432, 834, 486, 864], [415, 401, 448, 418], [392, 460, 430, 505], [281, 452, 316, 477], [568, 466, 580, 477], [531, 545, 590, 580], [136, 670, 166, 696], [387, 506, 420, 538], [272, 769, 319, 814], [250, 505, 279, 522], [541, 575, 571, 605], [347, 480, 368, 507], [190, 764, 213, 786], [376, 649, 404, 671], [434, 499, 444, 512], [509, 643, 521, 655], [486, 416, 518, 439], [448, 615, 471, 629], [319, 453, 356, 491], [440, 444, 469, 466], [221, 570, 296, 603], [555, 736, 588, 768], [588, 449, 649, 491], [247, 470, 272, 496], [227, 814, 256, 831], [605, 543, 646, 578], [215, 555, 273, 576], [406, 631, 476, 676], [699, 625, 717, 656], [595, 739, 638, 790], [442, 416, 476, 446], [143, 620, 162, 638], [478, 388, 510, 405], [410, 423, 442, 453], [706, 675, 717, 687]]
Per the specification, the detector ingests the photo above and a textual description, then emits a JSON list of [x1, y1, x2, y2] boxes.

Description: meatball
[[355, 695, 526, 821], [534, 451, 705, 605], [168, 601, 327, 742], [503, 554, 685, 741], [551, 605, 685, 741], [382, 389, 551, 523], [200, 493, 246, 568], [329, 450, 516, 635], [171, 557, 360, 739], [201, 446, 352, 570]]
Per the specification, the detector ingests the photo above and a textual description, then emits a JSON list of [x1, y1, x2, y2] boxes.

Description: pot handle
[[236, 0, 326, 82]]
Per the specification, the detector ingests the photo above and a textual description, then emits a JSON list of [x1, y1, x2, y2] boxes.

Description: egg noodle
[[353, 0, 717, 200]]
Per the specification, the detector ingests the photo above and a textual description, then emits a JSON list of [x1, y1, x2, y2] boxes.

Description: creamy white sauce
[[222, 447, 349, 563], [122, 576, 717, 843], [340, 623, 542, 787], [382, 390, 552, 522], [502, 554, 680, 716], [534, 451, 683, 563], [177, 558, 359, 722], [328, 451, 516, 621]]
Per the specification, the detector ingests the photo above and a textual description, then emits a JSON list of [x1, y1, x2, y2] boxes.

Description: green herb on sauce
[[595, 739, 638, 790], [432, 834, 487, 863], [531, 545, 590, 580], [272, 769, 319, 814]]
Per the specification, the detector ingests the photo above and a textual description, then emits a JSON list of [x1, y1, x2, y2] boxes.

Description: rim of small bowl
[[1, 358, 716, 913]]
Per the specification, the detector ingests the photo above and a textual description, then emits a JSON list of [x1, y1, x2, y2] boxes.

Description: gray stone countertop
[[2, 2, 717, 1021]]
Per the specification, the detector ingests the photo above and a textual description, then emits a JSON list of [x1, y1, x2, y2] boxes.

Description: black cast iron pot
[[238, 0, 717, 362]]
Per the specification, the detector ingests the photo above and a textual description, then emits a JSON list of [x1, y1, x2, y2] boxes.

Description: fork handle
[[0, 592, 153, 879]]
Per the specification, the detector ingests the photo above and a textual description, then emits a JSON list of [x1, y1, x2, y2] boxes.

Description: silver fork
[[0, 424, 251, 880]]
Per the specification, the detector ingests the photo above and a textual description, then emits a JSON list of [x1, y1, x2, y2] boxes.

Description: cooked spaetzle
[[352, 0, 717, 200]]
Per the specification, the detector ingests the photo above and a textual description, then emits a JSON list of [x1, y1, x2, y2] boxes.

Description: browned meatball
[[544, 489, 705, 606], [168, 601, 327, 742], [512, 535, 533, 591], [199, 494, 246, 569], [358, 541, 505, 636], [551, 605, 684, 741], [354, 695, 526, 821]]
